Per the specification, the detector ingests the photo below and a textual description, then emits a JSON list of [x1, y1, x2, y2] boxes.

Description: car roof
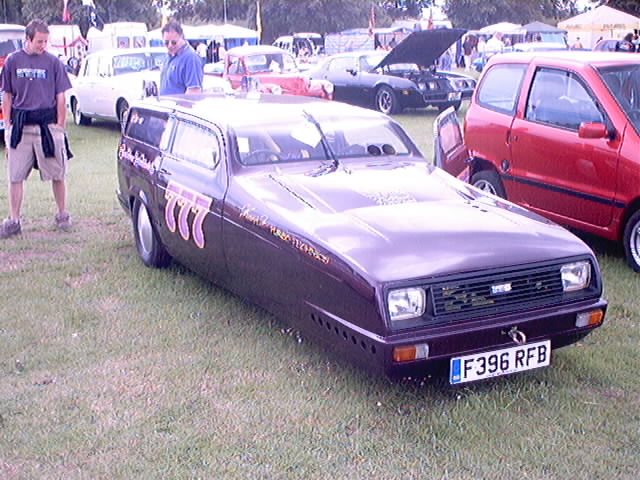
[[134, 93, 387, 127], [227, 45, 290, 56], [488, 50, 640, 68]]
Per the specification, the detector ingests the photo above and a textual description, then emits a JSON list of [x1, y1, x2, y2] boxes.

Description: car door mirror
[[346, 68, 357, 76], [578, 122, 608, 139]]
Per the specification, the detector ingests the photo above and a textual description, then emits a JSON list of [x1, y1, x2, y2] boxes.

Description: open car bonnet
[[374, 28, 466, 69]]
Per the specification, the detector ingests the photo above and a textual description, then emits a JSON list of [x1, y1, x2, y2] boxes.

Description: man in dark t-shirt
[[0, 18, 72, 239]]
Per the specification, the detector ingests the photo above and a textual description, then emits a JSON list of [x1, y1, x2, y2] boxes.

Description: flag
[[427, 8, 434, 30], [256, 1, 262, 43], [368, 5, 375, 36], [62, 0, 71, 22]]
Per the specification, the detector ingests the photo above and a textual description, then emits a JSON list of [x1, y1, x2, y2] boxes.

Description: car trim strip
[[501, 174, 626, 209]]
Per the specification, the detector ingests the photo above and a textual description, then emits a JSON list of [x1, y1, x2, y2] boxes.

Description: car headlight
[[561, 261, 591, 292], [388, 287, 426, 321]]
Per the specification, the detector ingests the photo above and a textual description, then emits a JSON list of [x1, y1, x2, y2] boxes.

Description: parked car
[[68, 47, 231, 127], [307, 28, 476, 115], [450, 50, 640, 272], [221, 45, 333, 99], [593, 39, 636, 52], [0, 23, 25, 131], [116, 92, 606, 382]]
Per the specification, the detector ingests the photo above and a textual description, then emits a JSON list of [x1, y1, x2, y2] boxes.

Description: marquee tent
[[558, 5, 640, 48]]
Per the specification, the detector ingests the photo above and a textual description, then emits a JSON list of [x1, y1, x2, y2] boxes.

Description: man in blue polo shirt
[[160, 21, 203, 95]]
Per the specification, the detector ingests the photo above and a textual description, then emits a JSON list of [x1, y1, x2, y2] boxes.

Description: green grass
[[0, 110, 639, 480]]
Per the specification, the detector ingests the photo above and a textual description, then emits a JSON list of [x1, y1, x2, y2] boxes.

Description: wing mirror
[[578, 122, 608, 139], [346, 68, 357, 76]]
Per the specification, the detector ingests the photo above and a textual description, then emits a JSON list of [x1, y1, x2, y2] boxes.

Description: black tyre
[[471, 170, 506, 198], [132, 197, 171, 268], [117, 100, 130, 131], [375, 85, 400, 115], [72, 99, 91, 126], [623, 210, 640, 272]]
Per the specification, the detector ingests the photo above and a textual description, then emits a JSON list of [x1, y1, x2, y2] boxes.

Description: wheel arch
[[620, 197, 640, 241]]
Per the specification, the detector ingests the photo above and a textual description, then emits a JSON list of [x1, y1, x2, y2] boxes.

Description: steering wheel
[[243, 149, 283, 165]]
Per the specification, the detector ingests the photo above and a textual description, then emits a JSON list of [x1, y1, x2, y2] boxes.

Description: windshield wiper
[[302, 110, 339, 173]]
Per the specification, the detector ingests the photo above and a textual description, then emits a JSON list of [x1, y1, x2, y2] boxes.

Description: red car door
[[434, 106, 470, 182], [508, 67, 620, 228], [464, 62, 527, 193]]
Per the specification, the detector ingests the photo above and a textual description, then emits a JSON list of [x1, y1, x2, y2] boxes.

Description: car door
[[464, 63, 527, 191], [434, 107, 470, 182], [91, 54, 117, 117], [319, 56, 361, 105], [154, 115, 229, 281], [73, 55, 100, 114], [508, 67, 620, 227]]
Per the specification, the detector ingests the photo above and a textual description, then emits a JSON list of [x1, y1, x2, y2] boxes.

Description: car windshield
[[598, 64, 640, 131], [233, 108, 413, 166], [245, 52, 298, 74], [112, 52, 166, 75]]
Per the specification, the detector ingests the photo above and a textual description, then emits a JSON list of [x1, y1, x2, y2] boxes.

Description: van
[[87, 22, 148, 53]]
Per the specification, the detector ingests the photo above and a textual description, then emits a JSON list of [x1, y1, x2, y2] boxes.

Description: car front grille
[[429, 262, 568, 321]]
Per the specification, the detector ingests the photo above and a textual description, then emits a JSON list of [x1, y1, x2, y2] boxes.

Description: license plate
[[450, 340, 551, 384], [447, 91, 462, 101]]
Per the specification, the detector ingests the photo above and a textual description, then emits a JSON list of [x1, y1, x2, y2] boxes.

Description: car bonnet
[[374, 28, 467, 69]]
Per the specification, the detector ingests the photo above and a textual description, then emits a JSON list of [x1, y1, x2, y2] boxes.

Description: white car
[[68, 47, 232, 127]]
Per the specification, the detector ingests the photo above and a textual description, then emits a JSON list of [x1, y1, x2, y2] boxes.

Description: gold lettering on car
[[164, 180, 213, 249], [240, 205, 330, 264]]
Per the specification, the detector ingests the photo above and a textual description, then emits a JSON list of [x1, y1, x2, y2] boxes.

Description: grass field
[[1, 107, 639, 480]]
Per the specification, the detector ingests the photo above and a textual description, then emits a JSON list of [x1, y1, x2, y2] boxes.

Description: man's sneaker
[[54, 212, 72, 232], [0, 218, 21, 239]]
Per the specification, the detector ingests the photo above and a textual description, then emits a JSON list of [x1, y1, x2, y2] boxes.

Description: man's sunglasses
[[164, 40, 180, 46]]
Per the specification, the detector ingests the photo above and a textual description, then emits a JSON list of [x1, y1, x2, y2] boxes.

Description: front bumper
[[308, 297, 607, 380]]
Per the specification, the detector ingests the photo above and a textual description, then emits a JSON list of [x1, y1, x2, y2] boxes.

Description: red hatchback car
[[451, 51, 640, 272]]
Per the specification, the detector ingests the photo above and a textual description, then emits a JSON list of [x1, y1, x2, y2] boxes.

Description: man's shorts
[[4, 124, 68, 183]]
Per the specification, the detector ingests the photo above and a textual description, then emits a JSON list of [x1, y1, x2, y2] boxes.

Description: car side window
[[97, 56, 111, 77], [171, 120, 221, 169], [228, 56, 244, 75], [477, 64, 527, 114], [85, 57, 98, 77], [125, 109, 169, 148], [328, 57, 356, 73], [526, 68, 604, 130]]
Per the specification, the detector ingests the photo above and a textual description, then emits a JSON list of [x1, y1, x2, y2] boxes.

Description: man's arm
[[2, 91, 13, 127], [56, 91, 66, 127]]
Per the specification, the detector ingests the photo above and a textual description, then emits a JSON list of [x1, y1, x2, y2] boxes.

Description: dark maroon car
[[116, 93, 606, 383]]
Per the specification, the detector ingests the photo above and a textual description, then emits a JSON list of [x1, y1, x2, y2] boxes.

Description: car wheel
[[623, 210, 640, 272], [375, 86, 400, 115], [117, 100, 129, 131], [132, 197, 171, 268], [73, 100, 91, 126], [471, 170, 506, 198]]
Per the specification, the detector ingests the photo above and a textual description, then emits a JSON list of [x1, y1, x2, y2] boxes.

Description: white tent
[[558, 5, 640, 48], [479, 22, 522, 35], [148, 24, 259, 48]]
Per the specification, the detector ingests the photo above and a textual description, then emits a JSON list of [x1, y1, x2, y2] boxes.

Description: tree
[[17, 0, 158, 28], [443, 0, 579, 29], [0, 0, 24, 24], [605, 0, 640, 17]]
